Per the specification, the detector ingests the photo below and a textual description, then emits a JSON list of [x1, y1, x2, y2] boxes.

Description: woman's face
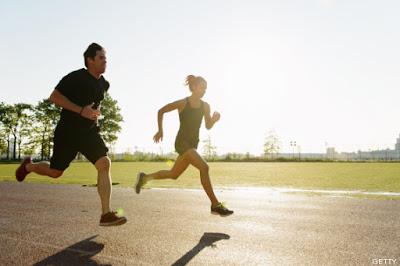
[[192, 81, 207, 98]]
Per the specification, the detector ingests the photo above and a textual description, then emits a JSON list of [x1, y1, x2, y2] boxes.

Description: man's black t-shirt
[[55, 68, 109, 131]]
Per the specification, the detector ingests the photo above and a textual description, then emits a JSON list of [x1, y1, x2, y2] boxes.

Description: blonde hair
[[185, 75, 207, 91]]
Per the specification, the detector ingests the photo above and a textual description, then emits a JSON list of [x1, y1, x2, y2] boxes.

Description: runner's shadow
[[82, 182, 120, 187], [171, 232, 230, 266], [33, 235, 109, 266]]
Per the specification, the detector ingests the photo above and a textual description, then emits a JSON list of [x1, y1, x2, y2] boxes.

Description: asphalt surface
[[0, 182, 399, 265]]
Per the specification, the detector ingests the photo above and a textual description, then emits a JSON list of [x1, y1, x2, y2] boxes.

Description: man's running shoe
[[99, 211, 127, 226], [16, 157, 32, 182]]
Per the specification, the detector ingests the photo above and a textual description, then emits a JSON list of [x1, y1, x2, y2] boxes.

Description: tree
[[31, 99, 61, 160], [9, 103, 32, 160], [263, 130, 281, 159], [98, 93, 123, 148], [0, 103, 8, 157], [0, 103, 32, 160], [0, 134, 6, 157], [17, 111, 34, 160], [0, 103, 14, 160], [202, 135, 217, 161], [0, 105, 7, 156]]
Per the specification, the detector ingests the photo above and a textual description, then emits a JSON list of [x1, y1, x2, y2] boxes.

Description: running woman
[[135, 75, 233, 216]]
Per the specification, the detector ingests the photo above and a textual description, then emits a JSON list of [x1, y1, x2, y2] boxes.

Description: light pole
[[290, 141, 296, 159], [297, 145, 301, 160]]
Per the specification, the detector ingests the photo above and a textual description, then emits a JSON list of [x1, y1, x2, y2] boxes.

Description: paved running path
[[0, 182, 399, 265]]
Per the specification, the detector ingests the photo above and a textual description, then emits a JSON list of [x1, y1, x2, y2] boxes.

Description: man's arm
[[49, 89, 81, 114], [49, 89, 99, 120]]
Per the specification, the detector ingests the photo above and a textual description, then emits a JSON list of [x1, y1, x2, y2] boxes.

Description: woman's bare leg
[[144, 155, 190, 181], [183, 149, 219, 207]]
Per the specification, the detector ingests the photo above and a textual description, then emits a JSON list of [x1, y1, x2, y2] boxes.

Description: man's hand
[[80, 104, 101, 120]]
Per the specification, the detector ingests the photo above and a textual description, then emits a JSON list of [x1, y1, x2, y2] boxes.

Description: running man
[[135, 75, 234, 216], [15, 43, 127, 226]]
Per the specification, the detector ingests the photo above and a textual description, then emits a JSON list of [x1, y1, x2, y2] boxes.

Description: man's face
[[88, 49, 107, 74]]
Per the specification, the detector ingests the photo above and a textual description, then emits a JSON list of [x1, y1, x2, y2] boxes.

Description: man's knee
[[95, 156, 111, 172], [50, 169, 63, 178], [170, 171, 180, 180]]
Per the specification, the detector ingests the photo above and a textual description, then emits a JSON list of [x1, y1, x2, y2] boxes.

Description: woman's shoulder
[[174, 98, 187, 112], [176, 98, 187, 106], [202, 100, 210, 110]]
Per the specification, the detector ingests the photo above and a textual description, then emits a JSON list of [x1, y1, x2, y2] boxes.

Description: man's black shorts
[[50, 124, 109, 170]]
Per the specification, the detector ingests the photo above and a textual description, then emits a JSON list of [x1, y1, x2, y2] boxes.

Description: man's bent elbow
[[49, 90, 57, 104]]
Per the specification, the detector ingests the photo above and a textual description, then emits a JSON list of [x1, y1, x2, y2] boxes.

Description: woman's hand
[[153, 131, 163, 143], [211, 111, 221, 123]]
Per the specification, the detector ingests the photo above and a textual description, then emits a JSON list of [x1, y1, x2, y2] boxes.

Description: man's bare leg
[[95, 156, 127, 226], [95, 156, 112, 215], [26, 161, 63, 178]]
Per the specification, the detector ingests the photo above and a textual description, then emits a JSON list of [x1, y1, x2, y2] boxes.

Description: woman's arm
[[153, 99, 185, 143], [203, 102, 220, 130]]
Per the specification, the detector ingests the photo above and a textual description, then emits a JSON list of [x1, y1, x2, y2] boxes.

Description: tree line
[[0, 93, 122, 161]]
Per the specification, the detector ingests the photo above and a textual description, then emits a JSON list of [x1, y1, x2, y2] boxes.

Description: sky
[[1, 0, 400, 155]]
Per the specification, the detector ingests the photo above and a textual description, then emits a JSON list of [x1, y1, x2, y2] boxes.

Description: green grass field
[[1, 161, 400, 192]]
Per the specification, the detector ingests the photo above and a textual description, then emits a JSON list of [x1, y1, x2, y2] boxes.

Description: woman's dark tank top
[[175, 97, 204, 146]]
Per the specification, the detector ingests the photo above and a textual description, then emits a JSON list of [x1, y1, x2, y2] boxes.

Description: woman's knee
[[95, 157, 111, 172], [198, 164, 209, 174]]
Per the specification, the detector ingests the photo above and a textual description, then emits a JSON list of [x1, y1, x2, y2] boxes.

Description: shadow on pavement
[[171, 232, 230, 266], [33, 235, 109, 266], [82, 183, 120, 187]]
